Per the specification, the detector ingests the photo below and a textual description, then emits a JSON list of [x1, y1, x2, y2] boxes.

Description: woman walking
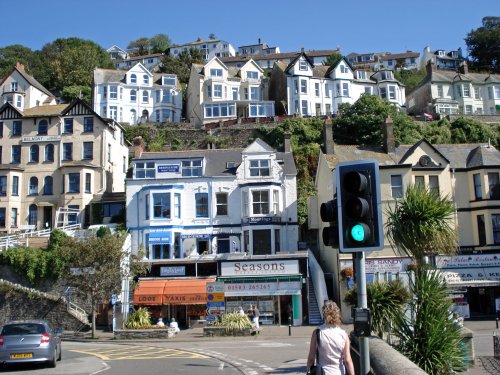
[[307, 300, 355, 375]]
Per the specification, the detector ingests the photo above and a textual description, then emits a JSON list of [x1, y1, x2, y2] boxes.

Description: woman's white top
[[317, 324, 348, 375]]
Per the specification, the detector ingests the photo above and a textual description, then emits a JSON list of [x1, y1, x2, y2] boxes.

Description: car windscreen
[[1, 323, 45, 336]]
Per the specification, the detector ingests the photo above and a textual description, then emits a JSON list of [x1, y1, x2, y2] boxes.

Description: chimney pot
[[383, 116, 395, 153]]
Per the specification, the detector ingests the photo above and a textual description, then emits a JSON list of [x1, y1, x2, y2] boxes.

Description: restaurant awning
[[133, 278, 216, 305]]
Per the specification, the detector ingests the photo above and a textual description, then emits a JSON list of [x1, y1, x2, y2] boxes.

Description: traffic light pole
[[355, 251, 370, 374]]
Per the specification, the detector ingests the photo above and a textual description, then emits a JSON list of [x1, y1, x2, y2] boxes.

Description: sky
[[1, 0, 498, 57]]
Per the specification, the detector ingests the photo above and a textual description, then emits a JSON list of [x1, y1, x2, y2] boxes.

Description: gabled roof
[[325, 56, 355, 76], [398, 139, 450, 165], [93, 67, 181, 89], [284, 52, 315, 73], [0, 65, 53, 97]]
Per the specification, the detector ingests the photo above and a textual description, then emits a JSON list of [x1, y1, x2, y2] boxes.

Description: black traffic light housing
[[336, 159, 383, 253], [320, 196, 339, 247]]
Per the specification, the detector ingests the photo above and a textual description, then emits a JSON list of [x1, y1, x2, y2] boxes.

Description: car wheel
[[57, 345, 62, 361], [48, 349, 57, 368]]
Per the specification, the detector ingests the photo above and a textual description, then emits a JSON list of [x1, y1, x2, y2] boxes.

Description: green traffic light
[[350, 224, 366, 242]]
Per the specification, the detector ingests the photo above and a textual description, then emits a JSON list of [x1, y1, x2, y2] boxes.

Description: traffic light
[[320, 195, 339, 247], [336, 159, 383, 252]]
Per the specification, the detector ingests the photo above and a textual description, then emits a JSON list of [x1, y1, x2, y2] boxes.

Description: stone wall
[[114, 329, 175, 339]]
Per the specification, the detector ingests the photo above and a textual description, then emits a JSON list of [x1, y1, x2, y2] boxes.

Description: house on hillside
[[419, 46, 466, 71], [93, 63, 182, 125], [379, 51, 420, 70], [312, 119, 500, 320], [113, 53, 164, 71], [186, 57, 274, 127], [0, 98, 129, 230], [126, 138, 317, 327], [0, 63, 56, 111], [268, 53, 406, 116], [237, 38, 280, 56], [107, 45, 129, 61], [167, 38, 236, 62], [407, 61, 500, 116]]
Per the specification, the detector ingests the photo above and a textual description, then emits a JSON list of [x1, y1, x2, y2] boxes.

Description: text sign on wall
[[224, 281, 302, 296], [157, 164, 180, 173], [23, 135, 61, 143], [160, 266, 185, 277], [148, 231, 172, 244], [436, 254, 500, 269], [221, 260, 299, 276]]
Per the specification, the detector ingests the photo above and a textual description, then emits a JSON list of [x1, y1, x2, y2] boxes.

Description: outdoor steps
[[308, 277, 322, 325]]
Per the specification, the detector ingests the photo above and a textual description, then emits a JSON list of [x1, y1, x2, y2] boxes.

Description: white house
[[113, 53, 164, 71], [186, 57, 274, 127], [419, 46, 466, 71], [379, 51, 420, 70], [167, 38, 236, 61], [237, 39, 280, 56], [93, 63, 182, 125], [0, 63, 56, 111], [106, 45, 129, 61], [269, 53, 406, 116]]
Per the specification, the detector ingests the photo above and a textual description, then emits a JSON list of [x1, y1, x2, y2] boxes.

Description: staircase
[[308, 277, 323, 325]]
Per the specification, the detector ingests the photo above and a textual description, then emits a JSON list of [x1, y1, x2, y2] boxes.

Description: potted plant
[[340, 267, 354, 280]]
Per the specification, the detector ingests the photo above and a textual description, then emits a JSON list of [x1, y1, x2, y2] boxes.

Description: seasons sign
[[221, 259, 299, 276]]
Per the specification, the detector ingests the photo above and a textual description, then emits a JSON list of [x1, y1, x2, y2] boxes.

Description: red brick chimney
[[16, 62, 25, 70]]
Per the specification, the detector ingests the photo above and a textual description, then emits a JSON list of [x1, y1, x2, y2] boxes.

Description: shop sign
[[157, 164, 180, 173], [164, 294, 205, 304], [160, 266, 185, 277], [181, 233, 210, 239], [148, 231, 172, 244], [207, 282, 225, 293], [136, 295, 161, 304], [436, 254, 500, 269], [442, 267, 500, 285], [23, 135, 61, 143], [340, 258, 412, 273], [221, 259, 299, 276], [224, 281, 301, 296]]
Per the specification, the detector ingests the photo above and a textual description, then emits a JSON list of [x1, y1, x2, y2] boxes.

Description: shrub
[[126, 307, 152, 329], [211, 312, 252, 332]]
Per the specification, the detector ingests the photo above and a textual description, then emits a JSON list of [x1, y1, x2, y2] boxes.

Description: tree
[[57, 233, 145, 338], [394, 68, 427, 92], [127, 37, 150, 56], [208, 33, 216, 40], [449, 116, 498, 144], [159, 48, 204, 85], [322, 52, 342, 67], [0, 45, 50, 86], [149, 34, 172, 53], [385, 184, 458, 267], [465, 16, 500, 73]]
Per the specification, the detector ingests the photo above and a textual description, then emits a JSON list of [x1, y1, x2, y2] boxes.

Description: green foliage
[[420, 119, 452, 144], [159, 48, 204, 85], [127, 37, 150, 56], [149, 34, 172, 53], [0, 45, 47, 82], [394, 68, 427, 92], [393, 114, 423, 144], [126, 307, 152, 328], [395, 269, 467, 374], [465, 16, 500, 73], [323, 53, 342, 67], [48, 229, 68, 251], [212, 312, 252, 332], [61, 85, 92, 104], [96, 226, 112, 238], [385, 184, 458, 266], [449, 116, 498, 144], [344, 280, 410, 337], [91, 202, 104, 225]]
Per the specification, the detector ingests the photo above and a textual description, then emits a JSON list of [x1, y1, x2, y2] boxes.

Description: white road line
[[90, 361, 111, 375]]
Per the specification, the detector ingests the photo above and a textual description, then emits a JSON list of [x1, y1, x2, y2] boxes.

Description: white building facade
[[168, 38, 236, 61], [93, 63, 182, 125]]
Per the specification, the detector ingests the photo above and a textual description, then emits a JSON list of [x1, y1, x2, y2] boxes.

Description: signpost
[[206, 282, 225, 322]]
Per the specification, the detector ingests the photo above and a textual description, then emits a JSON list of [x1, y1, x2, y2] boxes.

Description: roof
[[324, 142, 500, 170], [382, 51, 420, 60], [93, 66, 181, 89], [133, 145, 297, 176], [22, 104, 68, 117], [171, 39, 227, 48], [221, 49, 341, 64], [0, 66, 53, 97]]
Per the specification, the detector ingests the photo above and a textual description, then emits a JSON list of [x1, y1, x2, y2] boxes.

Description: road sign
[[206, 315, 217, 322], [207, 301, 225, 308], [207, 292, 224, 302], [206, 282, 225, 293]]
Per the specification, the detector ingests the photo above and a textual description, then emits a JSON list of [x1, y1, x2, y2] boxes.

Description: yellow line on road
[[69, 347, 209, 361]]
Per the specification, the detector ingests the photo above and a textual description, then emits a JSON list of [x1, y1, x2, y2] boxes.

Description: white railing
[[67, 301, 89, 324]]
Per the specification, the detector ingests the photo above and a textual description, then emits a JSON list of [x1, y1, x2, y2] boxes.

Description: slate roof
[[381, 51, 420, 60], [324, 142, 500, 170], [23, 104, 68, 117], [221, 49, 341, 65], [93, 67, 181, 89], [134, 146, 297, 177]]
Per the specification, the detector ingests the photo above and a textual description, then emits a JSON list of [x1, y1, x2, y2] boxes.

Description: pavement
[[65, 320, 500, 374]]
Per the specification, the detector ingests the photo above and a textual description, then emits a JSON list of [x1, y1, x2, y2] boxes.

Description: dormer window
[[381, 71, 393, 80], [357, 71, 367, 80], [210, 68, 223, 77], [162, 76, 176, 86], [438, 50, 445, 57], [10, 82, 17, 92], [340, 65, 349, 74], [249, 159, 270, 177], [181, 159, 202, 177], [247, 71, 258, 79], [130, 74, 137, 84], [299, 61, 307, 71], [226, 161, 236, 169], [143, 75, 149, 84]]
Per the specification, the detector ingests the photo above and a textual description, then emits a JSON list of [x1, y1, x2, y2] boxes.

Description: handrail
[[308, 249, 329, 317]]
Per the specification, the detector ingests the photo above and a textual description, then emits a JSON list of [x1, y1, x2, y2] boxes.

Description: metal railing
[[0, 224, 82, 251]]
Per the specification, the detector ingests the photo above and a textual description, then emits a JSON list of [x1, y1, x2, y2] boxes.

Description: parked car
[[0, 320, 62, 368]]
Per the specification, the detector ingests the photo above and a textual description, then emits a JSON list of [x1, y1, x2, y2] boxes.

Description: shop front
[[218, 259, 304, 326], [133, 277, 216, 327]]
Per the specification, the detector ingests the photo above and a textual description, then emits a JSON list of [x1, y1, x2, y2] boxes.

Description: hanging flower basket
[[340, 267, 354, 280], [406, 262, 417, 272]]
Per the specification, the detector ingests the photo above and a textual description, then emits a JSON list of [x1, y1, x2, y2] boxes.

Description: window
[[135, 162, 155, 178], [232, 87, 238, 100], [473, 173, 482, 199], [64, 119, 73, 134], [213, 84, 222, 98], [174, 193, 181, 218], [488, 172, 500, 198], [83, 117, 94, 132], [493, 214, 500, 244], [275, 229, 280, 253], [143, 75, 149, 84], [11, 208, 17, 228], [364, 86, 373, 94], [43, 176, 53, 195], [294, 80, 298, 94], [83, 142, 94, 160], [0, 176, 6, 196], [300, 79, 307, 94], [29, 177, 38, 195], [145, 195, 149, 220], [463, 84, 470, 97], [107, 143, 111, 162], [357, 71, 367, 80], [11, 82, 17, 91], [85, 173, 91, 193], [380, 87, 387, 99], [390, 175, 403, 198], [252, 190, 269, 214], [0, 208, 5, 227], [130, 74, 137, 84], [414, 176, 425, 188], [250, 87, 258, 100], [381, 71, 393, 80], [340, 65, 349, 74], [142, 91, 149, 103], [62, 143, 73, 161], [38, 120, 48, 135], [247, 71, 258, 79], [11, 145, 21, 163], [249, 159, 270, 177], [437, 85, 444, 97], [12, 120, 21, 136], [477, 215, 486, 246], [273, 190, 279, 214], [216, 192, 228, 216], [299, 61, 307, 71], [195, 193, 208, 217], [243, 88, 248, 100], [429, 175, 440, 195], [103, 86, 107, 99], [12, 176, 18, 196], [301, 100, 308, 115], [496, 86, 500, 99], [465, 105, 473, 114], [162, 89, 171, 103], [0, 121, 3, 137], [68, 173, 80, 193], [153, 193, 171, 218], [182, 160, 202, 177], [315, 83, 320, 97], [67, 205, 79, 225], [109, 86, 117, 99], [130, 90, 137, 102], [474, 87, 480, 99], [45, 144, 54, 162], [163, 76, 176, 86], [342, 82, 349, 97], [210, 68, 223, 77], [325, 84, 329, 97], [30, 145, 39, 163], [388, 86, 396, 100]]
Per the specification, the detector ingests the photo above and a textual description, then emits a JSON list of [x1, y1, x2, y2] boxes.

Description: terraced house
[[0, 98, 128, 231]]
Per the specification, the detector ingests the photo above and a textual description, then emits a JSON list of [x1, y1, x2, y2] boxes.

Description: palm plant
[[212, 312, 252, 333], [385, 184, 458, 267], [395, 269, 466, 374], [344, 280, 410, 337], [126, 307, 152, 329]]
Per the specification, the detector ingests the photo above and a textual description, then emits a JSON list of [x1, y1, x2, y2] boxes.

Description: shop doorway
[[467, 287, 496, 318], [279, 295, 293, 325], [197, 239, 209, 255]]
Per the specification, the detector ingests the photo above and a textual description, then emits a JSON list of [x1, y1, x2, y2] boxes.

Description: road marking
[[90, 362, 111, 375], [70, 346, 208, 361]]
